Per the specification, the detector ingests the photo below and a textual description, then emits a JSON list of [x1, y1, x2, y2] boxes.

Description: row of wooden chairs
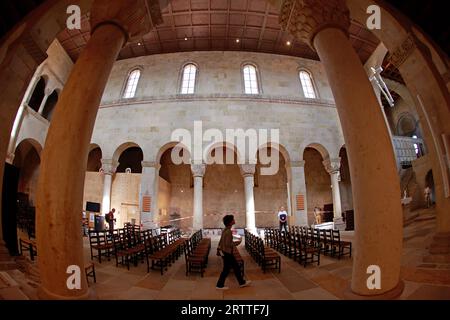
[[244, 230, 281, 273], [264, 228, 320, 267], [146, 230, 186, 275], [290, 226, 352, 259], [184, 230, 211, 277], [88, 227, 185, 275]]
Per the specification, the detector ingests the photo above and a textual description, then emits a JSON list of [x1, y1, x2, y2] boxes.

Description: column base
[[37, 285, 94, 300], [343, 280, 405, 300], [333, 217, 346, 231], [428, 232, 450, 255]]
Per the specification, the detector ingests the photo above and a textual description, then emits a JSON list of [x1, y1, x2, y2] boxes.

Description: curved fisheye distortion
[[0, 0, 449, 308]]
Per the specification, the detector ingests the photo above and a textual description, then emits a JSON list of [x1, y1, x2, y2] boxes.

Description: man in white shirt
[[278, 206, 288, 233]]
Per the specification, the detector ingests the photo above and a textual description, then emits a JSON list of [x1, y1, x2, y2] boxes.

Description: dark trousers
[[216, 252, 245, 287], [279, 221, 288, 233]]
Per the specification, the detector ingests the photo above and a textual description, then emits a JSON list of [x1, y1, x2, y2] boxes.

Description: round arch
[[203, 141, 244, 165], [304, 143, 330, 161], [155, 141, 192, 165]]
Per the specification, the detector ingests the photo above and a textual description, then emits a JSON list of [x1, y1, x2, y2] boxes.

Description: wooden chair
[[331, 230, 352, 259]]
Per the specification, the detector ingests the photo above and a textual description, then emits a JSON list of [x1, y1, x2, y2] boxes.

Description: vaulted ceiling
[[57, 0, 380, 63]]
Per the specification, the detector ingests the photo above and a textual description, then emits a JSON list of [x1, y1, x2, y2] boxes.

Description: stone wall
[[304, 148, 333, 224], [110, 173, 141, 228], [83, 172, 103, 211]]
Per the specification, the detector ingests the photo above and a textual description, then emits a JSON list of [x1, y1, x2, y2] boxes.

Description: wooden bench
[[19, 238, 37, 261]]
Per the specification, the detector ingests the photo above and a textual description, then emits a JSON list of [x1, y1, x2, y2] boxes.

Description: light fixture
[[236, 38, 240, 43], [138, 42, 142, 46], [180, 189, 184, 193], [286, 41, 291, 46], [184, 37, 188, 41]]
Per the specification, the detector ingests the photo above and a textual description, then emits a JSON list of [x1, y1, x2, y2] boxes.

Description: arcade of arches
[[0, 0, 449, 300]]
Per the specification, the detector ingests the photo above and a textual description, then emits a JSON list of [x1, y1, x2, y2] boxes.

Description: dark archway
[[425, 170, 436, 206], [116, 147, 143, 173], [42, 90, 58, 121], [28, 77, 46, 112], [86, 147, 102, 172]]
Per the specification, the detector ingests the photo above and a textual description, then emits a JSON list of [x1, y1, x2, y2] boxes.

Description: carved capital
[[279, 0, 351, 49], [322, 158, 341, 174], [191, 164, 206, 177], [240, 164, 256, 177], [101, 159, 118, 175], [387, 34, 416, 69], [90, 0, 162, 43]]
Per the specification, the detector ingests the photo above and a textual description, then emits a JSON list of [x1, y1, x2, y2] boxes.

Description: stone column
[[323, 158, 344, 228], [37, 90, 51, 114], [140, 161, 160, 229], [100, 159, 117, 214], [35, 0, 156, 299], [289, 161, 308, 225], [387, 34, 450, 257], [191, 164, 206, 231], [240, 164, 257, 234], [281, 0, 403, 298]]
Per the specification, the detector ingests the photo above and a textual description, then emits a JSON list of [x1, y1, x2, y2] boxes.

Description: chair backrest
[[332, 229, 341, 243]]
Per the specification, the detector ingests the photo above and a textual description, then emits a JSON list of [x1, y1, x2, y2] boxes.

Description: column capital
[[240, 164, 256, 177], [101, 159, 118, 175], [141, 161, 160, 169], [90, 0, 163, 43], [322, 158, 341, 174], [290, 160, 305, 168], [387, 33, 430, 69], [279, 0, 351, 49], [191, 163, 206, 177]]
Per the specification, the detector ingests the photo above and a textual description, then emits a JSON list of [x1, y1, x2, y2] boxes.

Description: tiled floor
[[80, 211, 450, 300]]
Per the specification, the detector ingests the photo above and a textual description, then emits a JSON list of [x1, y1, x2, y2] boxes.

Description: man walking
[[216, 215, 251, 290]]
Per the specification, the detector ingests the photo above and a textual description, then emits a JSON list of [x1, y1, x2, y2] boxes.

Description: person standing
[[216, 215, 251, 290], [424, 186, 432, 208], [107, 208, 116, 233], [278, 206, 288, 233]]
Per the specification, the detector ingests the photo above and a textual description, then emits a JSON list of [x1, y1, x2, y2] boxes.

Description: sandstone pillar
[[100, 159, 117, 215], [191, 164, 206, 230], [289, 161, 308, 225], [35, 0, 156, 299], [323, 158, 344, 227], [240, 164, 257, 234], [281, 0, 403, 297], [388, 34, 450, 256], [140, 161, 160, 229]]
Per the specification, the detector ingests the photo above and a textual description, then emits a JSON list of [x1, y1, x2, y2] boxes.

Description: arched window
[[123, 69, 141, 99], [299, 70, 316, 99], [181, 64, 197, 94], [243, 64, 259, 94]]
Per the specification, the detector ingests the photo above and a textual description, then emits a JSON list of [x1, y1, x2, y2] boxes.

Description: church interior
[[0, 0, 449, 301]]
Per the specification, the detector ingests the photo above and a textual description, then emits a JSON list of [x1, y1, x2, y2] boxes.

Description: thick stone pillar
[[323, 158, 344, 228], [191, 164, 206, 231], [140, 161, 160, 229], [281, 0, 403, 298], [388, 34, 450, 256], [240, 164, 257, 234], [35, 0, 156, 299], [101, 159, 117, 215], [289, 161, 308, 225]]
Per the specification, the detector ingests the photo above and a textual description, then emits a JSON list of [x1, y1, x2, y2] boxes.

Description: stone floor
[[3, 208, 449, 300], [79, 210, 450, 300]]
